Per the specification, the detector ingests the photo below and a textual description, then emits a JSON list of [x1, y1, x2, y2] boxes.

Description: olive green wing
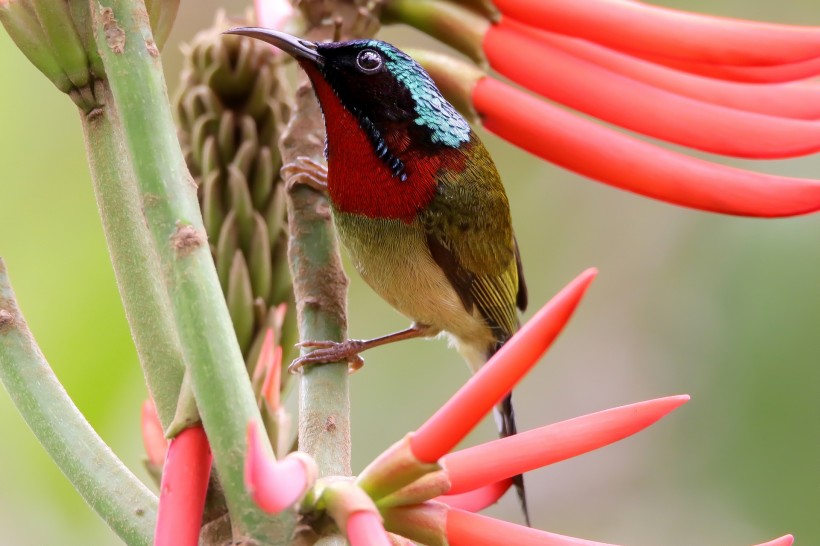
[[422, 139, 525, 341]]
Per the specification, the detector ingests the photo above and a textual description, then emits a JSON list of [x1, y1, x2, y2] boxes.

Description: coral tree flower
[[244, 269, 792, 545], [154, 426, 212, 546], [385, 0, 820, 217]]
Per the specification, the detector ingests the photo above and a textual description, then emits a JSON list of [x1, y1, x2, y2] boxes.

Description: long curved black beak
[[224, 27, 323, 65]]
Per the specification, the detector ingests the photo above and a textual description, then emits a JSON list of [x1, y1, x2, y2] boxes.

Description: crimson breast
[[306, 66, 467, 222]]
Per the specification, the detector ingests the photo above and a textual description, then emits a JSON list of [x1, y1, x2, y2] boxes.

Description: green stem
[[90, 1, 288, 541], [81, 79, 185, 430], [382, 0, 488, 66], [281, 85, 352, 480], [277, 0, 380, 512], [0, 259, 157, 546]]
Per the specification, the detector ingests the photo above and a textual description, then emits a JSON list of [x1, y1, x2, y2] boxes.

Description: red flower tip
[[441, 395, 689, 495], [154, 426, 212, 546], [410, 268, 597, 463], [436, 479, 512, 512], [347, 511, 393, 546], [252, 328, 275, 384], [492, 0, 820, 67], [756, 536, 794, 546], [274, 302, 288, 329], [486, 19, 820, 159], [262, 344, 283, 411], [473, 76, 820, 217], [141, 399, 168, 468], [245, 422, 316, 513]]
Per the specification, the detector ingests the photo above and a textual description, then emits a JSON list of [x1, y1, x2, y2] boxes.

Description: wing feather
[[421, 136, 525, 342]]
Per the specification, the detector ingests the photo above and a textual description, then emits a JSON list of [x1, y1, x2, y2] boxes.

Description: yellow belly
[[333, 210, 495, 359]]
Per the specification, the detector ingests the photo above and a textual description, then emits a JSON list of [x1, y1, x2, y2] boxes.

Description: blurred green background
[[2, 0, 819, 544]]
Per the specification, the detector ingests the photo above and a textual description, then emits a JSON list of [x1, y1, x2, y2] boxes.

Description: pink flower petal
[[347, 511, 393, 546], [436, 480, 512, 512], [254, 0, 293, 30], [245, 422, 312, 513], [530, 29, 820, 120], [473, 76, 820, 217], [410, 269, 597, 463], [154, 426, 212, 546], [492, 0, 820, 66], [441, 396, 689, 495], [485, 19, 820, 159]]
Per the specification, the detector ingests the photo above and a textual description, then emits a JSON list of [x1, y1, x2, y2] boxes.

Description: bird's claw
[[289, 339, 366, 374], [282, 156, 328, 194]]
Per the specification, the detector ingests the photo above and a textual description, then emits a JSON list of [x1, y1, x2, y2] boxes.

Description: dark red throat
[[303, 64, 467, 222]]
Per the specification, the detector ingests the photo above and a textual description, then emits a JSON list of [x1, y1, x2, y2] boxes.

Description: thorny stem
[[80, 80, 185, 430], [0, 259, 157, 546], [90, 0, 289, 541]]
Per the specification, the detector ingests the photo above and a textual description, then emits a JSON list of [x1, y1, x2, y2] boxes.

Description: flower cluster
[[241, 269, 792, 546], [379, 0, 820, 217]]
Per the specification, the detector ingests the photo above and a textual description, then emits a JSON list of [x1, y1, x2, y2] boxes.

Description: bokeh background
[[2, 0, 819, 544]]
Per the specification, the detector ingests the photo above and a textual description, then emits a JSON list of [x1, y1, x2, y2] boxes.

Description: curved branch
[[0, 258, 157, 546]]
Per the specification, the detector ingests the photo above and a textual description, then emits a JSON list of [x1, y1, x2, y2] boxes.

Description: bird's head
[[224, 28, 471, 151]]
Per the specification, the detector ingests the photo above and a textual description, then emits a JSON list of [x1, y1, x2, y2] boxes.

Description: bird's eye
[[356, 49, 383, 73]]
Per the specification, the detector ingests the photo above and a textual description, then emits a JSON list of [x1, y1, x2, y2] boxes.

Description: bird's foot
[[289, 339, 366, 374], [282, 156, 328, 194]]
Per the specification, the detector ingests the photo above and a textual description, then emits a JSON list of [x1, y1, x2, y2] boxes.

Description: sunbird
[[227, 28, 529, 523]]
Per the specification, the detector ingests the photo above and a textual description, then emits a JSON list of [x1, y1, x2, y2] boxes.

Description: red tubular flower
[[141, 398, 168, 469], [410, 268, 597, 463], [440, 395, 689, 495], [357, 270, 595, 502], [473, 76, 820, 217], [396, 3, 820, 218], [347, 511, 393, 546], [534, 31, 820, 120], [492, 0, 820, 67], [244, 422, 315, 513], [446, 508, 794, 546], [485, 19, 820, 159], [154, 425, 212, 546], [436, 480, 512, 512], [635, 49, 820, 84], [383, 502, 793, 546]]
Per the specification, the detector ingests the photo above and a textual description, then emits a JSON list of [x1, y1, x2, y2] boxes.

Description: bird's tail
[[493, 391, 531, 527], [459, 338, 531, 525]]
